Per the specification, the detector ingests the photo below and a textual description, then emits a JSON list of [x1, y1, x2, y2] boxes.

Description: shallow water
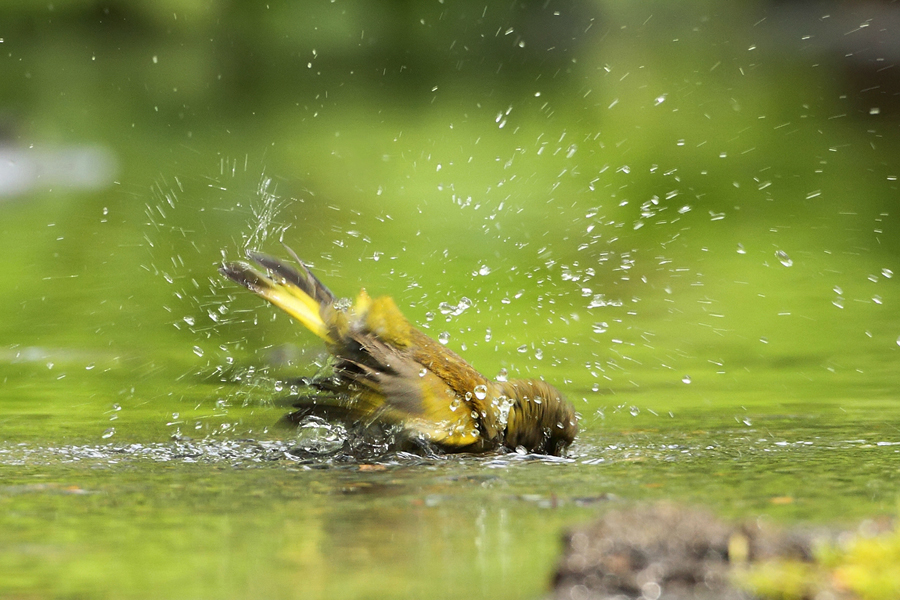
[[3, 332, 900, 599], [4, 190, 900, 599]]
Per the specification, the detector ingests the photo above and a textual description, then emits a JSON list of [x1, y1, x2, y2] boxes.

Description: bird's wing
[[249, 249, 336, 306], [337, 335, 483, 448], [219, 253, 335, 343]]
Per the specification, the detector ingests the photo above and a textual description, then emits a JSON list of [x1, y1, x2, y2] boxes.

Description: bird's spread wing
[[248, 250, 336, 306], [221, 249, 489, 450], [219, 254, 334, 343], [337, 335, 483, 448]]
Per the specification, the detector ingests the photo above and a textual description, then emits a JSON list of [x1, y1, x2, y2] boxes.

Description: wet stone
[[550, 503, 815, 600]]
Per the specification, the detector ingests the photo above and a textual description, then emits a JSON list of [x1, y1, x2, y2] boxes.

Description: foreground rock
[[551, 503, 822, 600]]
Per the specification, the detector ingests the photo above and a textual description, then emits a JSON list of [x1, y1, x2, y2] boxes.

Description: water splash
[[243, 175, 293, 252], [775, 250, 793, 267]]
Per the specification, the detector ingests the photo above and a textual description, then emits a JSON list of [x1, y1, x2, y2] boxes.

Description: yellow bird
[[219, 248, 577, 456]]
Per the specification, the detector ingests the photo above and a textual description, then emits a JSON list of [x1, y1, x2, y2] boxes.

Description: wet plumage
[[219, 248, 578, 456]]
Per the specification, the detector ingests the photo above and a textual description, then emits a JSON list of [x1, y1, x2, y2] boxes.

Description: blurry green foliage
[[822, 524, 900, 600]]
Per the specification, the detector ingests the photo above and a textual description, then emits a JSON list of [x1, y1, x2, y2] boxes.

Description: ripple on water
[[1, 433, 898, 471]]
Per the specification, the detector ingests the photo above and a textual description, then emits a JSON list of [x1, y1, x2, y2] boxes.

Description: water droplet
[[478, 265, 491, 276], [496, 395, 513, 426], [439, 298, 473, 317], [517, 344, 528, 353], [419, 368, 427, 378], [534, 348, 543, 360], [654, 94, 667, 106], [592, 322, 608, 334], [496, 368, 508, 382], [682, 375, 692, 384], [882, 268, 893, 279], [183, 316, 195, 326], [85, 363, 95, 370], [102, 427, 116, 439], [736, 244, 746, 255], [629, 406, 640, 416], [833, 286, 843, 295], [896, 336, 900, 347], [192, 346, 204, 357], [760, 337, 768, 344], [438, 331, 450, 345], [473, 385, 487, 400], [873, 295, 883, 305], [775, 250, 792, 267], [112, 403, 121, 411], [425, 311, 435, 322], [832, 297, 844, 309], [484, 328, 492, 342]]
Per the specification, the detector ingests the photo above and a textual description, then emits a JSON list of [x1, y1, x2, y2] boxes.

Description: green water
[[3, 2, 900, 599]]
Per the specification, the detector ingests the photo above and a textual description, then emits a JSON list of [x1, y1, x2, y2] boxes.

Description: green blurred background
[[2, 1, 900, 599]]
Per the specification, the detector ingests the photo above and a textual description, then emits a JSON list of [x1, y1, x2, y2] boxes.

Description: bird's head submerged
[[496, 379, 577, 456]]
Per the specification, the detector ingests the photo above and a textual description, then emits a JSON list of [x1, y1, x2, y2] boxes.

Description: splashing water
[[243, 175, 293, 252], [775, 250, 793, 267], [494, 395, 515, 428]]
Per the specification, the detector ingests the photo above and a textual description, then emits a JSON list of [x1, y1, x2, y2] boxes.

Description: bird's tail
[[219, 248, 336, 343]]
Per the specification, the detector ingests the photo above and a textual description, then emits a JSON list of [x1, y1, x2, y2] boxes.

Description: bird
[[219, 247, 578, 456]]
